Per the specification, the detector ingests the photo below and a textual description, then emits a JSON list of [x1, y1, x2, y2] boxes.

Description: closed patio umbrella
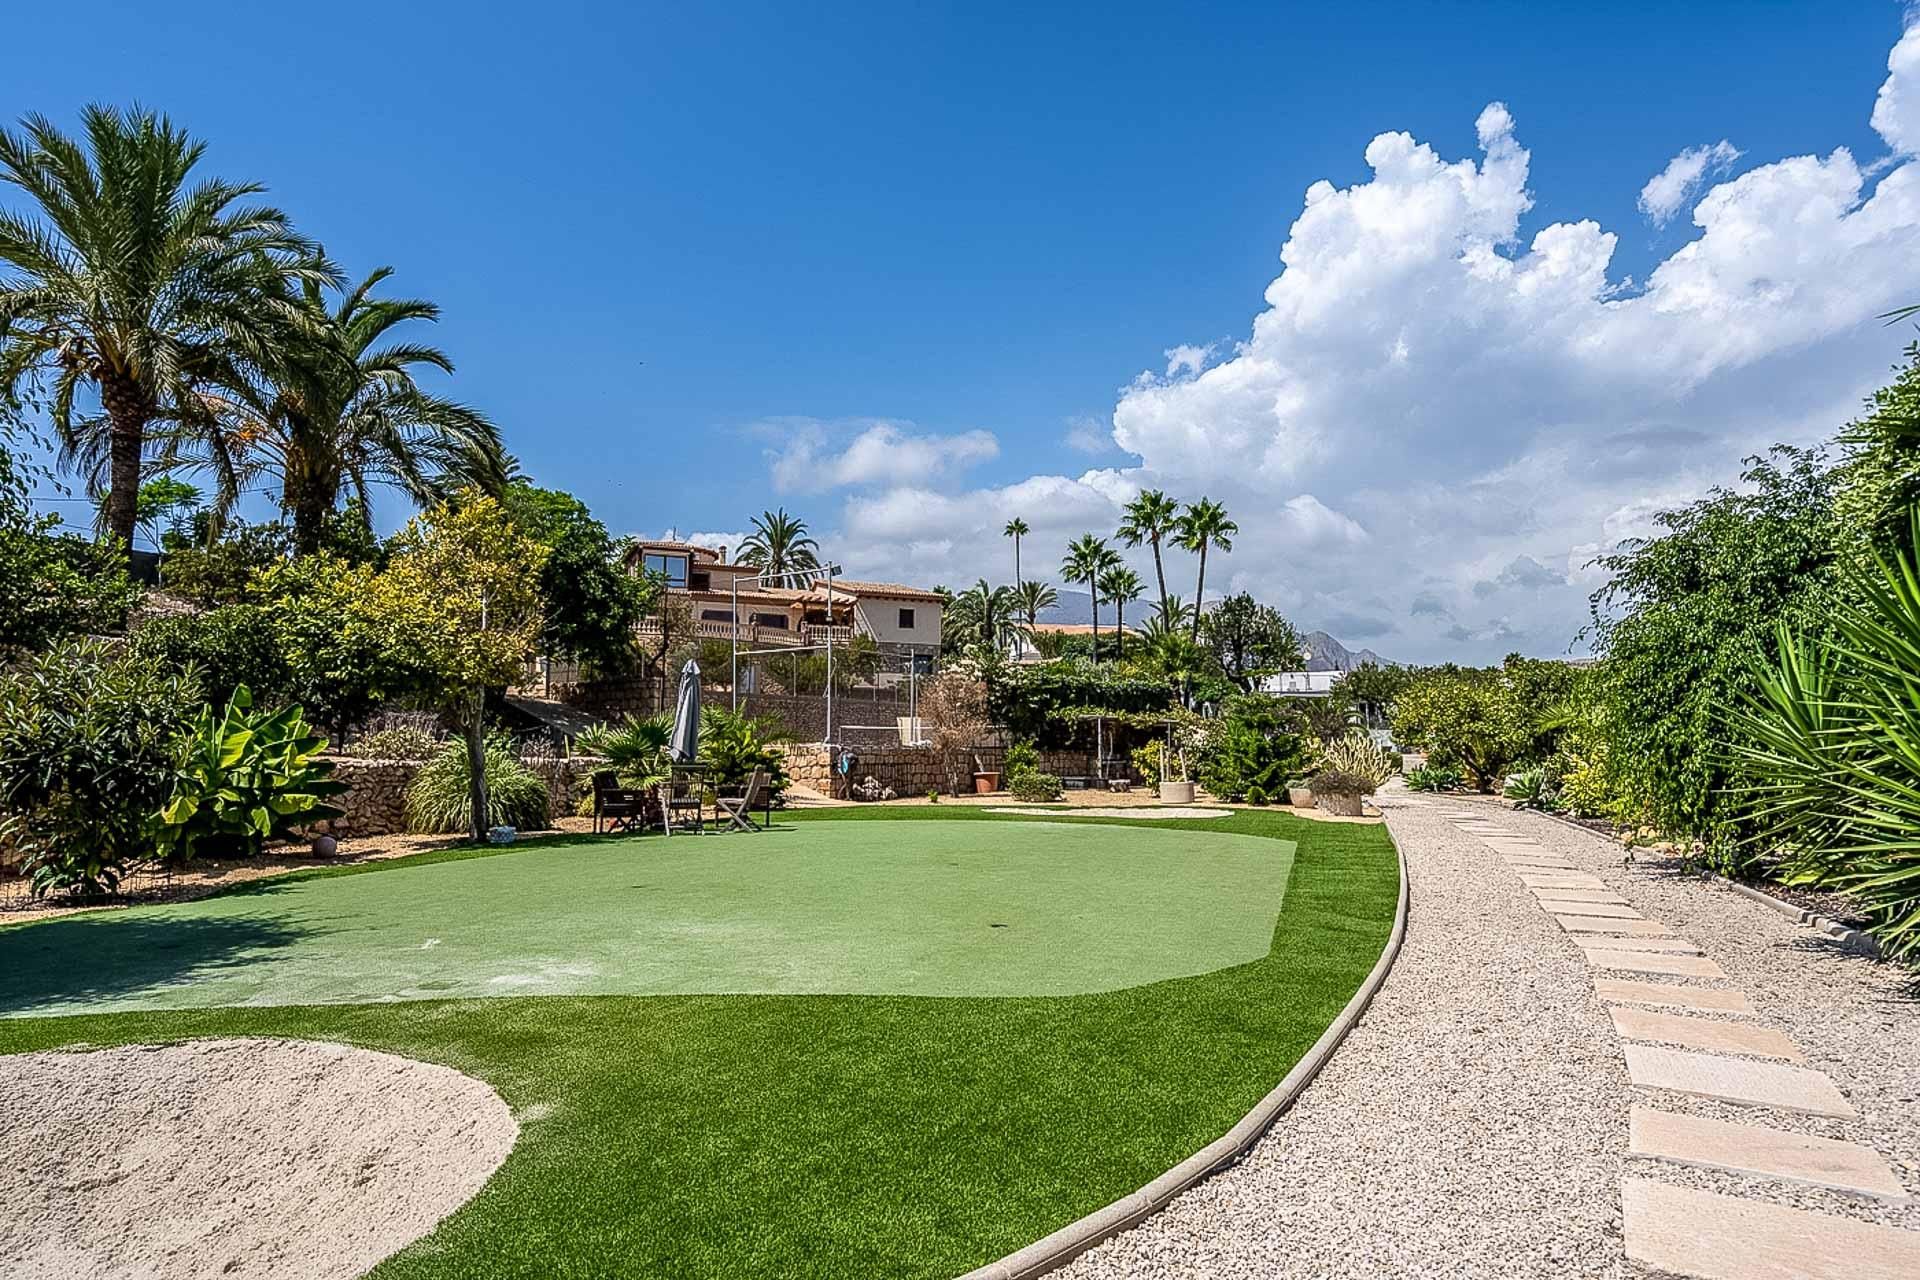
[[669, 659, 702, 764]]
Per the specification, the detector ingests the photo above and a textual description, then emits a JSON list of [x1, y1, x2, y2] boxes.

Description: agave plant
[[1724, 508, 1920, 960]]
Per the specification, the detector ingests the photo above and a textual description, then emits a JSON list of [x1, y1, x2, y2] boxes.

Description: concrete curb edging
[[957, 831, 1413, 1280], [1518, 804, 1883, 960]]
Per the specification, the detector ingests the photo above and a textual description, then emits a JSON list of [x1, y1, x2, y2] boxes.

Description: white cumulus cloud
[[772, 25, 1920, 661], [1638, 140, 1743, 225], [767, 419, 998, 494]]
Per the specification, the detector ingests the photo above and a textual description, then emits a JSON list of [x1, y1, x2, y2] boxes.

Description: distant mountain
[[1301, 630, 1393, 672], [1035, 589, 1095, 625]]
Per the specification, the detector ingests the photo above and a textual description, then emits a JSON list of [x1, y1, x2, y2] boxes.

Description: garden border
[[956, 829, 1412, 1280]]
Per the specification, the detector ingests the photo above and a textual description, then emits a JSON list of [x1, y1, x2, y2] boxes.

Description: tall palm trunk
[[1114, 595, 1126, 659], [1088, 576, 1101, 664], [1190, 545, 1209, 641], [1013, 533, 1022, 588], [99, 372, 150, 558], [1150, 535, 1170, 626]]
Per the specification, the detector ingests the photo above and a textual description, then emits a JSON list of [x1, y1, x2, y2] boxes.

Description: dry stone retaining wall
[[779, 743, 1107, 797], [318, 756, 604, 837]]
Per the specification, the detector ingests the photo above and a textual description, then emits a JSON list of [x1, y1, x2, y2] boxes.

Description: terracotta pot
[[973, 771, 1002, 794], [1313, 789, 1364, 817], [1158, 780, 1196, 804], [1287, 786, 1315, 808]]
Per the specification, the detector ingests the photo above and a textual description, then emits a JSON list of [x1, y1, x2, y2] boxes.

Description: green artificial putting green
[[0, 820, 1295, 1016], [0, 809, 1399, 1279]]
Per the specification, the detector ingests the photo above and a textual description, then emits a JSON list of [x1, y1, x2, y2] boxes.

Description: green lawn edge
[[0, 808, 1399, 1280]]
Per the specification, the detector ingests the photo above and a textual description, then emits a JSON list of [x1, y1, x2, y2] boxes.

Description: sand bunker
[[0, 1038, 518, 1279], [985, 805, 1232, 820]]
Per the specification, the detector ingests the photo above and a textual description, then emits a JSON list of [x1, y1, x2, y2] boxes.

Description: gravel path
[[1057, 789, 1920, 1279]]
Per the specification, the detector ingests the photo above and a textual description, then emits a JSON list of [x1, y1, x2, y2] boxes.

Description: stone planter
[[1312, 788, 1364, 817], [973, 771, 1002, 794], [1158, 780, 1196, 804], [1287, 785, 1315, 808]]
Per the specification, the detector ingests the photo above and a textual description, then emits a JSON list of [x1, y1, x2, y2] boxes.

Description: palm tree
[[1062, 533, 1117, 663], [165, 268, 505, 553], [1117, 489, 1181, 626], [737, 508, 820, 577], [1097, 564, 1144, 659], [0, 106, 334, 561], [1134, 616, 1209, 699], [1002, 516, 1029, 586], [1176, 497, 1238, 640], [1014, 578, 1057, 630], [953, 579, 1026, 654]]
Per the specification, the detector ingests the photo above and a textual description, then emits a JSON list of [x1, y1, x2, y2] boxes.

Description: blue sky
[[7, 2, 1920, 659]]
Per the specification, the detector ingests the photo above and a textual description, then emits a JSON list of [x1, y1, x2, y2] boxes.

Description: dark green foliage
[[1199, 717, 1309, 801], [1723, 508, 1920, 960], [1586, 447, 1838, 836], [1502, 766, 1553, 809], [154, 686, 345, 861], [1405, 765, 1461, 792], [579, 712, 673, 787], [157, 518, 293, 606], [405, 736, 550, 834], [130, 604, 292, 710], [1391, 656, 1577, 792], [1199, 592, 1303, 691], [1833, 343, 1920, 562], [501, 483, 652, 670], [0, 424, 138, 649], [1008, 770, 1064, 801], [0, 639, 199, 896], [700, 707, 791, 800], [992, 660, 1174, 749], [1333, 661, 1410, 729]]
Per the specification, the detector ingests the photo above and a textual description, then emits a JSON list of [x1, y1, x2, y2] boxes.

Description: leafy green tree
[[1175, 497, 1237, 639], [737, 508, 820, 577], [0, 638, 199, 896], [1097, 564, 1144, 659], [1117, 488, 1181, 625], [1333, 661, 1409, 729], [500, 482, 654, 670], [0, 402, 138, 651], [96, 476, 200, 548], [131, 604, 292, 711], [1833, 343, 1920, 562], [357, 495, 547, 839], [1391, 656, 1574, 792], [1199, 592, 1302, 691], [164, 267, 505, 554], [0, 105, 332, 560], [1002, 516, 1029, 586], [1585, 446, 1839, 836]]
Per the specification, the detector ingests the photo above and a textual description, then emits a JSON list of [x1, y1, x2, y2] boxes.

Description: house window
[[699, 609, 735, 622], [642, 552, 688, 589], [689, 572, 711, 591], [753, 612, 789, 630], [898, 607, 916, 630]]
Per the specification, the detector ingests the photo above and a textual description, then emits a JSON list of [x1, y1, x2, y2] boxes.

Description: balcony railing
[[632, 617, 857, 648]]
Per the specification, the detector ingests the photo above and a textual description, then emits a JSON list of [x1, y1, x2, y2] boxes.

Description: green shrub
[[405, 736, 551, 834], [1246, 785, 1269, 806], [701, 707, 791, 802], [1131, 740, 1167, 785], [154, 686, 346, 860], [1405, 765, 1461, 792], [579, 712, 673, 787], [1198, 719, 1307, 801], [1009, 770, 1063, 802], [0, 639, 199, 896], [1004, 739, 1041, 780], [131, 604, 292, 710]]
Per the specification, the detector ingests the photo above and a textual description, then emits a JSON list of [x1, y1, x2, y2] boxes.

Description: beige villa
[[624, 540, 944, 658]]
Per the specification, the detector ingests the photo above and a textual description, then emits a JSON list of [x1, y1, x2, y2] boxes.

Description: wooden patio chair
[[717, 768, 772, 832], [660, 765, 706, 835], [591, 770, 647, 834]]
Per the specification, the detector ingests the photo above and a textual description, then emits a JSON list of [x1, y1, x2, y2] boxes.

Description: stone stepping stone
[[1623, 1177, 1920, 1278], [1630, 1106, 1910, 1201], [1623, 1044, 1855, 1116], [1572, 934, 1701, 953], [1559, 917, 1680, 937], [1595, 978, 1755, 1014], [1505, 857, 1579, 869], [1611, 1007, 1804, 1061], [1519, 872, 1608, 889], [1532, 888, 1631, 904], [1549, 900, 1645, 919], [1586, 949, 1726, 978]]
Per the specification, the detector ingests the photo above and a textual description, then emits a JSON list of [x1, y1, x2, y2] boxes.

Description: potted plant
[[973, 769, 1002, 794], [1158, 743, 1195, 804], [1308, 768, 1373, 817], [1286, 777, 1315, 808]]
